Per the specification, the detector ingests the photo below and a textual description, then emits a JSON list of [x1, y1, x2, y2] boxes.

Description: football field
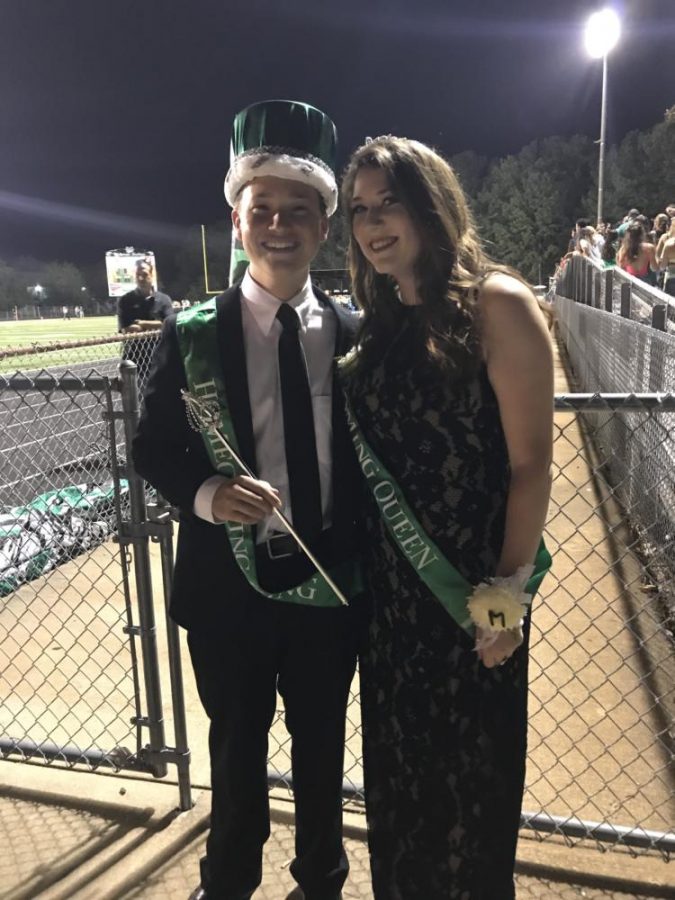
[[0, 316, 119, 373], [0, 316, 118, 348]]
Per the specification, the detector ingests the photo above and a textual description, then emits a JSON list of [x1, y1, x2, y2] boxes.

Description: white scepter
[[181, 389, 349, 606]]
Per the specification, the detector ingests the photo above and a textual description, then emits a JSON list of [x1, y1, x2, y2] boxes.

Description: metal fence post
[[585, 264, 593, 305], [594, 271, 602, 309], [649, 308, 666, 389], [620, 282, 632, 318], [604, 269, 613, 313], [148, 497, 194, 811], [118, 362, 168, 776], [651, 305, 666, 331]]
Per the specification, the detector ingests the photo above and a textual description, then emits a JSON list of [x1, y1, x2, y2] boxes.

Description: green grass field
[[0, 316, 120, 373], [0, 316, 118, 347]]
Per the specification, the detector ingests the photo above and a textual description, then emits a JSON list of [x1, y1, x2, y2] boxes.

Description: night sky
[[2, 0, 674, 266]]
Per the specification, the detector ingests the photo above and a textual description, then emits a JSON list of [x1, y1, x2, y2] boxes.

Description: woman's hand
[[477, 626, 523, 668]]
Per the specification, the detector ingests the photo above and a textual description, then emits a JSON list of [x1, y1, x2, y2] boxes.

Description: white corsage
[[337, 345, 360, 370], [467, 564, 534, 652]]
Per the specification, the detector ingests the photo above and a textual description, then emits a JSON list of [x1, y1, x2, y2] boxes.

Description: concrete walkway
[[2, 761, 673, 899]]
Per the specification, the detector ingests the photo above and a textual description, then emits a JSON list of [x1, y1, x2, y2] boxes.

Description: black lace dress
[[345, 309, 530, 900]]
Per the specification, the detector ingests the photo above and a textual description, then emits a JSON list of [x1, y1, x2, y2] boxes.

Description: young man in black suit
[[132, 101, 362, 900]]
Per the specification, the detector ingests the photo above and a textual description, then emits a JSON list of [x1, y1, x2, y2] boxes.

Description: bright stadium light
[[585, 8, 621, 223], [585, 8, 621, 58]]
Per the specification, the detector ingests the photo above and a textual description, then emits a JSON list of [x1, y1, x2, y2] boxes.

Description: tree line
[[1, 106, 672, 312], [457, 104, 674, 284]]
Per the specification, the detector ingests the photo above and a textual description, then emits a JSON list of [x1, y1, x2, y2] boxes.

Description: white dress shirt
[[193, 269, 336, 542]]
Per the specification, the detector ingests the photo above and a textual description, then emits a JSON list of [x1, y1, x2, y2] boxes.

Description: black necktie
[[276, 303, 323, 543]]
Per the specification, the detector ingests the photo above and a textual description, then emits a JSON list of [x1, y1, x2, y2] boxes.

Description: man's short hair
[[136, 258, 154, 274], [628, 208, 640, 218]]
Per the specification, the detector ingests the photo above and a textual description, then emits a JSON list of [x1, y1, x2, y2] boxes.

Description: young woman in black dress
[[340, 137, 553, 899]]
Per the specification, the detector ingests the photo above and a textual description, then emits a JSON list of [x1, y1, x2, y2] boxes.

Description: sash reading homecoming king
[[342, 393, 551, 634], [176, 299, 360, 607]]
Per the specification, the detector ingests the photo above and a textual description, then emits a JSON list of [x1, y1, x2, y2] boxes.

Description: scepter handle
[[268, 507, 349, 607], [181, 390, 349, 606]]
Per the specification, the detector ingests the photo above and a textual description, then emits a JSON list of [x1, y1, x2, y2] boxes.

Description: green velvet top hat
[[224, 100, 338, 216]]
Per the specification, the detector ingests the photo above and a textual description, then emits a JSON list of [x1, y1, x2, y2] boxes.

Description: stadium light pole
[[585, 8, 621, 224]]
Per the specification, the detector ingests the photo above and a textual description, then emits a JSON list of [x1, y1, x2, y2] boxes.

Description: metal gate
[[0, 362, 191, 811]]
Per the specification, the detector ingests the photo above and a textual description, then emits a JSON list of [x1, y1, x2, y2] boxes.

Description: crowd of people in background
[[562, 203, 675, 296]]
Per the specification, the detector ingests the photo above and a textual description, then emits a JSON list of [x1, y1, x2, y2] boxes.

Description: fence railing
[[553, 253, 675, 334], [554, 262, 675, 628], [0, 330, 162, 396]]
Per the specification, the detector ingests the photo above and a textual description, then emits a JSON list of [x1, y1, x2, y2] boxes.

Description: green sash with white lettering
[[343, 395, 551, 634], [176, 298, 360, 607]]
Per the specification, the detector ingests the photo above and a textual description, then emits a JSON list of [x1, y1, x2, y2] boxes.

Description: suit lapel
[[216, 287, 258, 474]]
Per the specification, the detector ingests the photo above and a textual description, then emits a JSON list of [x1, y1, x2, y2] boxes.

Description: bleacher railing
[[553, 252, 675, 333]]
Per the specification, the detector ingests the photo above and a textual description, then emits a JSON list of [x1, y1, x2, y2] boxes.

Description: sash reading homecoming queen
[[175, 298, 361, 608], [342, 392, 551, 635]]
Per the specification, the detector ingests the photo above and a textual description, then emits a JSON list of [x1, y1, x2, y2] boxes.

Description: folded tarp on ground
[[0, 482, 128, 597]]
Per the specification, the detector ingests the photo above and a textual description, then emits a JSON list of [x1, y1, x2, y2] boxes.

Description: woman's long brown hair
[[623, 222, 646, 261], [341, 136, 532, 378]]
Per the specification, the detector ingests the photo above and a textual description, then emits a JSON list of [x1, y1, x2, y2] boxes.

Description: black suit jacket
[[132, 284, 363, 628]]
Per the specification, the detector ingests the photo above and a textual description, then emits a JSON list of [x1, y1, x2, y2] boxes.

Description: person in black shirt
[[117, 258, 173, 387]]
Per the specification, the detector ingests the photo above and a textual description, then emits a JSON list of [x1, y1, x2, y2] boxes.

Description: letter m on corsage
[[488, 610, 507, 629]]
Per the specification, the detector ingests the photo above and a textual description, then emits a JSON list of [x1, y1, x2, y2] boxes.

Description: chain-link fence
[[555, 292, 675, 393], [0, 350, 190, 809], [522, 274, 674, 857], [0, 330, 162, 396], [2, 328, 673, 859], [0, 371, 136, 767], [555, 292, 675, 589], [526, 395, 674, 858], [262, 395, 675, 857]]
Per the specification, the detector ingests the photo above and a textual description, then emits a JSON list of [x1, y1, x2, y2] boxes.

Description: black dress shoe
[[187, 887, 206, 900]]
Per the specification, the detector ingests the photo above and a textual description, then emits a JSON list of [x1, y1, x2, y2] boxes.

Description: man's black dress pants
[[187, 582, 357, 900]]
